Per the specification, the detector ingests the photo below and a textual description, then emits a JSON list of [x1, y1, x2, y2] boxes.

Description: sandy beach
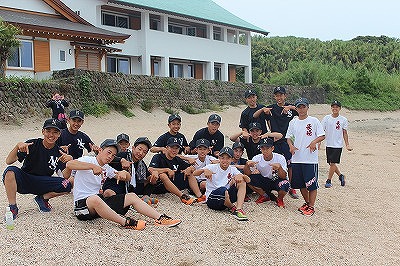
[[1, 104, 400, 265]]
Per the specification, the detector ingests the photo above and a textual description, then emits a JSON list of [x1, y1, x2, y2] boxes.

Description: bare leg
[[308, 189, 317, 207], [187, 175, 202, 197], [124, 193, 160, 220], [235, 182, 247, 210], [159, 173, 183, 198], [3, 171, 17, 205], [247, 184, 265, 196], [43, 192, 69, 200], [86, 195, 126, 226], [299, 188, 309, 203], [103, 189, 117, 198], [224, 190, 234, 209]]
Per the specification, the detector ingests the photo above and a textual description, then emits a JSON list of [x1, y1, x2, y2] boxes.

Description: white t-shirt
[[286, 116, 325, 164], [203, 164, 241, 199], [321, 114, 348, 148], [186, 154, 217, 181], [73, 156, 116, 202], [251, 152, 288, 179]]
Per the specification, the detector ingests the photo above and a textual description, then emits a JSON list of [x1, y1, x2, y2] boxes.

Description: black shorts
[[74, 194, 129, 221], [326, 147, 342, 164]]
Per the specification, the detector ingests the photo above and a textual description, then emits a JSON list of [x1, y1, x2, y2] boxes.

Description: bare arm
[[6, 142, 33, 165], [261, 132, 283, 142], [150, 146, 167, 154], [343, 129, 352, 151], [230, 131, 243, 142]]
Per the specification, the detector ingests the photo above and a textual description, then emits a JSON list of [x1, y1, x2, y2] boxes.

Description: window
[[169, 63, 183, 78], [102, 12, 128, 28], [168, 24, 183, 34], [187, 27, 196, 36], [59, 50, 66, 62], [7, 40, 33, 68], [150, 15, 161, 30], [107, 57, 130, 74], [214, 66, 221, 81], [187, 65, 194, 78], [153, 61, 159, 76], [213, 27, 222, 41], [227, 29, 237, 43], [239, 32, 248, 45]]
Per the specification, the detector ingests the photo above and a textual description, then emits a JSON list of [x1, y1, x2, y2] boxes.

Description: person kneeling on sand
[[65, 139, 181, 230]]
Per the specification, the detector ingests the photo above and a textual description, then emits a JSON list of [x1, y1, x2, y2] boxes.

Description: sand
[[1, 104, 400, 266]]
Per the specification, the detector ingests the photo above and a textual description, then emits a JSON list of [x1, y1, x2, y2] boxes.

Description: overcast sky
[[213, 0, 400, 41]]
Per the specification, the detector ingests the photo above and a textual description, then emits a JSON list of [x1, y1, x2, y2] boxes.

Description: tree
[[0, 20, 21, 78]]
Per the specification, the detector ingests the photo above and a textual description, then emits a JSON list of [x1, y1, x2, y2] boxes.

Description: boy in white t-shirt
[[65, 139, 181, 230], [244, 138, 291, 208], [321, 100, 352, 188], [286, 98, 325, 217], [193, 147, 250, 221]]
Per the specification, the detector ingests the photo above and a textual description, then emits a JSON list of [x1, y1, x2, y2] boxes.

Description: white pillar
[[205, 61, 214, 80], [161, 56, 169, 77], [245, 66, 252, 83], [222, 63, 228, 82]]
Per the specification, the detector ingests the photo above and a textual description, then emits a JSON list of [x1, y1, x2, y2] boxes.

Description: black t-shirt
[[58, 129, 93, 159], [153, 132, 188, 154], [46, 99, 69, 119], [239, 104, 268, 134], [149, 153, 191, 172], [239, 137, 262, 160], [18, 138, 60, 176], [231, 158, 248, 173], [266, 103, 298, 141], [189, 127, 224, 155], [109, 151, 132, 171]]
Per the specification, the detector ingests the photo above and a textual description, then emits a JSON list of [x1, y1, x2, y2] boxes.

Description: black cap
[[208, 114, 221, 124], [43, 118, 61, 131], [258, 138, 274, 148], [168, 114, 181, 123], [69, 110, 84, 120], [100, 139, 120, 152], [166, 137, 182, 148], [331, 100, 342, 107], [134, 137, 152, 149], [294, 97, 310, 107], [232, 141, 244, 150], [249, 122, 262, 131], [219, 147, 234, 158], [273, 86, 286, 94], [116, 133, 130, 143], [244, 89, 257, 98], [195, 138, 210, 148]]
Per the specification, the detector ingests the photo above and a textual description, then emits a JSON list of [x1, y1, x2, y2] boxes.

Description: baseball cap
[[244, 89, 257, 98], [208, 114, 221, 124], [168, 114, 181, 123], [232, 141, 244, 150], [249, 122, 262, 131], [134, 137, 152, 149], [69, 110, 84, 120], [100, 139, 120, 152], [331, 100, 342, 107], [258, 138, 274, 148], [273, 86, 286, 94], [116, 133, 130, 143], [294, 97, 309, 107], [166, 137, 182, 148], [195, 138, 210, 148], [43, 118, 61, 131], [219, 147, 234, 158]]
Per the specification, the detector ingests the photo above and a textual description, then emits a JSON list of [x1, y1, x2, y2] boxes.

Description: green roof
[[109, 0, 269, 35]]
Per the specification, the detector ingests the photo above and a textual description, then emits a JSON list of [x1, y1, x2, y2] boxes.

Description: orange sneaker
[[180, 194, 195, 205], [298, 203, 309, 212], [196, 194, 206, 203], [276, 198, 285, 208], [255, 194, 270, 204], [124, 217, 146, 230], [302, 206, 315, 217], [154, 214, 181, 227]]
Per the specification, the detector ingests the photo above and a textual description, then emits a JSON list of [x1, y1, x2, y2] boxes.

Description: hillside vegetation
[[251, 35, 400, 111]]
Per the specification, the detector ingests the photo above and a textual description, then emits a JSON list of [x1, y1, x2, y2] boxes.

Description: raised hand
[[18, 142, 33, 154]]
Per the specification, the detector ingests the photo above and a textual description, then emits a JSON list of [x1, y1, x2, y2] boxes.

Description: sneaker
[[180, 194, 195, 205], [255, 194, 270, 204], [298, 202, 309, 213], [325, 180, 332, 188], [339, 174, 345, 186], [196, 194, 206, 203], [233, 209, 248, 221], [302, 205, 315, 217], [34, 195, 51, 212], [276, 198, 285, 208], [142, 195, 159, 205], [229, 205, 237, 214], [289, 189, 299, 199], [154, 214, 181, 227], [244, 195, 251, 202], [124, 217, 146, 230], [9, 204, 18, 220]]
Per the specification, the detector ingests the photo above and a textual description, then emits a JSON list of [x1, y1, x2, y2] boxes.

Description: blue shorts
[[291, 163, 319, 191], [206, 186, 238, 211], [249, 174, 291, 193], [273, 141, 292, 167], [2, 166, 72, 195]]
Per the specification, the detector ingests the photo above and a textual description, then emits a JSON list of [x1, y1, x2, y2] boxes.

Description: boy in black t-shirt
[[150, 114, 190, 154], [2, 119, 73, 219], [149, 137, 197, 205], [239, 89, 268, 138]]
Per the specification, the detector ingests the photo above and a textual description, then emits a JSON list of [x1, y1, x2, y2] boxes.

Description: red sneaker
[[298, 203, 309, 213], [276, 198, 285, 208], [302, 206, 315, 217], [255, 194, 270, 204]]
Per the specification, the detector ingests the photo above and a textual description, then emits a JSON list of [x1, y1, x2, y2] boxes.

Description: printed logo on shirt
[[77, 138, 85, 150], [286, 110, 293, 118], [306, 124, 313, 136], [48, 156, 59, 170], [172, 165, 179, 171], [211, 140, 217, 146], [336, 121, 341, 130]]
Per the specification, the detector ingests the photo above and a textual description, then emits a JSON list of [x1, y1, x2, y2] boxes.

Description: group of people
[[2, 87, 351, 230]]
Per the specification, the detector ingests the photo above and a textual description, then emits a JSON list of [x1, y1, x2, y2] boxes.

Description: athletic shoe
[[196, 194, 206, 203], [154, 214, 181, 227], [289, 189, 299, 199], [298, 203, 309, 213], [276, 198, 285, 208], [124, 217, 146, 230], [180, 194, 195, 205], [325, 180, 332, 188], [9, 204, 18, 220], [255, 194, 270, 204], [142, 195, 159, 205], [244, 195, 251, 202], [233, 209, 248, 221], [229, 205, 237, 214], [34, 195, 52, 212], [339, 174, 346, 186], [302, 206, 315, 217]]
